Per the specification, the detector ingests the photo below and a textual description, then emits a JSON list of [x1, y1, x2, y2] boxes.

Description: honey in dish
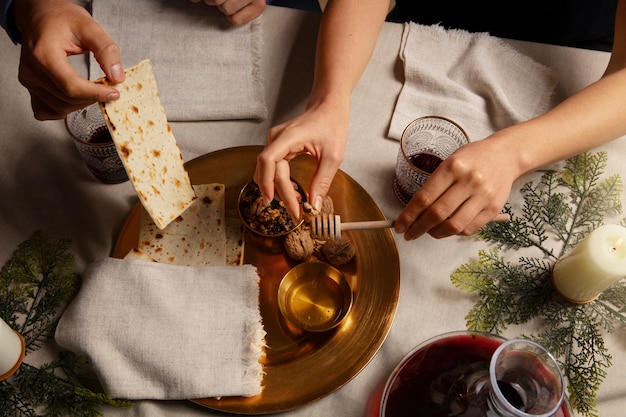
[[283, 274, 346, 332]]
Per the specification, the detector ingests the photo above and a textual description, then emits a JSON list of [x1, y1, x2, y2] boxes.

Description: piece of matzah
[[98, 59, 196, 229], [136, 184, 227, 266]]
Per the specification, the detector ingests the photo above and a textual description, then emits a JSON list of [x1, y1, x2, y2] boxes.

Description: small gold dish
[[238, 180, 307, 238], [278, 261, 353, 332]]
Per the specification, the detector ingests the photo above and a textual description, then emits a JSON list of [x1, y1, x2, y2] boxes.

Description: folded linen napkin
[[388, 23, 558, 142], [90, 0, 267, 121], [55, 258, 265, 400]]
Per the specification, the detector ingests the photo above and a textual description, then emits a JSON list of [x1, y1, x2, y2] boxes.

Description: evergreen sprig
[[450, 151, 626, 417], [0, 231, 132, 416]]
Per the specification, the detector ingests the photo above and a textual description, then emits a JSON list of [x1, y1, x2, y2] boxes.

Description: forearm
[[307, 0, 390, 110], [488, 68, 626, 179], [489, 0, 626, 177]]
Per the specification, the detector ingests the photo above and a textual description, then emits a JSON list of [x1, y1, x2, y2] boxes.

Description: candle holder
[[550, 266, 599, 305], [0, 320, 26, 381]]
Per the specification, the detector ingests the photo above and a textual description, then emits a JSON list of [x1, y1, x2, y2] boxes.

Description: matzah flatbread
[[137, 184, 226, 266], [225, 215, 245, 266], [98, 59, 195, 230]]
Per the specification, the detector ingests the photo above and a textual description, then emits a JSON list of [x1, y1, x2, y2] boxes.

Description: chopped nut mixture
[[240, 182, 300, 235]]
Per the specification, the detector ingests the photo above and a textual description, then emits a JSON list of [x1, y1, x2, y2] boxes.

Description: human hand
[[12, 0, 123, 120], [394, 137, 519, 239], [190, 0, 266, 25], [254, 102, 349, 221]]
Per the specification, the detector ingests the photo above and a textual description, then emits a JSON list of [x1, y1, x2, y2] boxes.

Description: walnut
[[284, 227, 315, 261], [319, 195, 334, 215], [322, 236, 355, 266]]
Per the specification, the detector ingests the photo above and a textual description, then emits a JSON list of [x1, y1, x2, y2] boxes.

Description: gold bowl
[[278, 261, 353, 332], [237, 179, 307, 238]]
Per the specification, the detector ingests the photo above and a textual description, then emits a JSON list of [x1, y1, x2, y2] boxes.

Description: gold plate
[[113, 146, 400, 414]]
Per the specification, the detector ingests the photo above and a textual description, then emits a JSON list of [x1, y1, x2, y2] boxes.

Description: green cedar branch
[[0, 231, 132, 416], [450, 151, 626, 417]]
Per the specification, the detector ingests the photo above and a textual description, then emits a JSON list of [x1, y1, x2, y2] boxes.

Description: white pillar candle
[[0, 317, 25, 380], [553, 224, 626, 303]]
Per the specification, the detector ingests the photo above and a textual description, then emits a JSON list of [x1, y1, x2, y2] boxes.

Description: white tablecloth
[[1, 4, 624, 417]]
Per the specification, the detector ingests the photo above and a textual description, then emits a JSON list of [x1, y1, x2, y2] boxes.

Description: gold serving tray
[[113, 145, 400, 414]]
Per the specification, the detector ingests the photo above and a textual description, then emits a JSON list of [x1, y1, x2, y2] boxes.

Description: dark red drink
[[380, 333, 571, 417], [88, 126, 113, 144], [408, 152, 443, 174]]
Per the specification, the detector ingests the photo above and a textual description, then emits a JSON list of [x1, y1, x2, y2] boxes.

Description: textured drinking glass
[[393, 116, 469, 205], [65, 103, 128, 184]]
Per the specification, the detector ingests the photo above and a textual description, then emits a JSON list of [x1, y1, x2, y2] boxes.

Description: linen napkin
[[90, 0, 267, 121], [55, 258, 265, 400], [388, 23, 558, 142]]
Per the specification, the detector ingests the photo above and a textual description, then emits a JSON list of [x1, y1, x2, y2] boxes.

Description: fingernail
[[111, 64, 124, 82], [106, 90, 120, 101], [395, 222, 406, 234], [312, 195, 323, 211]]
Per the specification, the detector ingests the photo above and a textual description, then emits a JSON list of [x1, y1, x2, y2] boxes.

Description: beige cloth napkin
[[388, 23, 558, 142], [55, 258, 265, 400], [90, 0, 267, 122]]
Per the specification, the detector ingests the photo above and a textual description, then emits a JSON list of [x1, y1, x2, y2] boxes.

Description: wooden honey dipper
[[310, 213, 511, 240]]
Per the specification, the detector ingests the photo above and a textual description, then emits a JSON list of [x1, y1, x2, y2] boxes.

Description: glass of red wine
[[393, 116, 469, 205], [379, 331, 571, 417], [65, 103, 128, 184]]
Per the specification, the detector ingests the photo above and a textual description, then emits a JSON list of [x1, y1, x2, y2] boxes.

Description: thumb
[[81, 22, 124, 84], [308, 158, 338, 211]]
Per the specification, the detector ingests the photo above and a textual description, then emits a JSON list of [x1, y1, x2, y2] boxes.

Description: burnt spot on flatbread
[[120, 144, 132, 158], [155, 233, 164, 239], [148, 120, 155, 127], [153, 149, 161, 158], [131, 105, 139, 114], [202, 196, 214, 205], [136, 82, 143, 90]]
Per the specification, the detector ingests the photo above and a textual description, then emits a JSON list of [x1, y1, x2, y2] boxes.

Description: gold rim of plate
[[113, 145, 401, 414]]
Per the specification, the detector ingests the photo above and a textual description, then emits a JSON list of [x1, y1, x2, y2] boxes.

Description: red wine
[[408, 152, 443, 174], [88, 126, 113, 144], [381, 334, 570, 417]]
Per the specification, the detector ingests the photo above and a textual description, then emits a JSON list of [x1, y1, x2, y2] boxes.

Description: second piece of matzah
[[137, 184, 227, 266]]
